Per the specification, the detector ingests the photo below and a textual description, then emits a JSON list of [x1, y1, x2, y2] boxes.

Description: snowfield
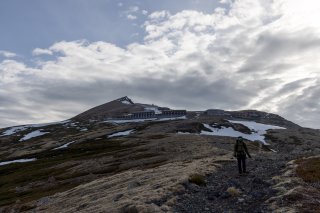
[[1, 126, 28, 136], [19, 130, 49, 141], [108, 129, 135, 138], [1, 120, 70, 137], [201, 120, 285, 144], [53, 141, 76, 150], [0, 158, 37, 166], [228, 120, 285, 132]]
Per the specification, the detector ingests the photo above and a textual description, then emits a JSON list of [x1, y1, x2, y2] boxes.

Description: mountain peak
[[115, 96, 134, 105]]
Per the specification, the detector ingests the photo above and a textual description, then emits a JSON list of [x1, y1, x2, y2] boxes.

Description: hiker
[[233, 136, 251, 174]]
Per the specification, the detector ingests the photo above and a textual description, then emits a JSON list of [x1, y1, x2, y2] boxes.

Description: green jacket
[[234, 139, 251, 158]]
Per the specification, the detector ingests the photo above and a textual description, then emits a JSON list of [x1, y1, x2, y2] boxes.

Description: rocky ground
[[173, 151, 320, 213], [173, 153, 287, 213]]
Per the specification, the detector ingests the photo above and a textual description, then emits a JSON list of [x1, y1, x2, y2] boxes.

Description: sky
[[0, 0, 320, 129]]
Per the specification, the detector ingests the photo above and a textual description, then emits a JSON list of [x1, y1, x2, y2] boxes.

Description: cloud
[[1, 0, 320, 129], [122, 5, 140, 20], [219, 0, 233, 5], [148, 11, 170, 20], [118, 2, 123, 7], [129, 6, 139, 13], [0, 50, 17, 58], [32, 48, 53, 56], [127, 14, 137, 20], [142, 10, 148, 15]]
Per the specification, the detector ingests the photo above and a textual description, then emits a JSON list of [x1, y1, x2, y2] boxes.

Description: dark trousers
[[237, 156, 246, 174]]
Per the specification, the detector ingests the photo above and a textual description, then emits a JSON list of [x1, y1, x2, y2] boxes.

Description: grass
[[188, 173, 206, 186], [296, 157, 320, 183], [0, 134, 170, 208], [227, 187, 241, 197], [0, 137, 136, 207]]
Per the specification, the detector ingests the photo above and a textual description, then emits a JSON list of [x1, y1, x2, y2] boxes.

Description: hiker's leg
[[237, 157, 242, 174], [242, 157, 246, 173]]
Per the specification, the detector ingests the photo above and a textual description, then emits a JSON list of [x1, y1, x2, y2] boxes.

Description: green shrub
[[227, 187, 241, 196], [188, 173, 206, 186]]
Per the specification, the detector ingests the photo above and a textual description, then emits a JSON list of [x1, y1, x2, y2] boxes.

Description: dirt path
[[173, 154, 289, 213]]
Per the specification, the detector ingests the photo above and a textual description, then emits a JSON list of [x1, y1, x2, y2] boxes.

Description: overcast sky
[[0, 0, 320, 129]]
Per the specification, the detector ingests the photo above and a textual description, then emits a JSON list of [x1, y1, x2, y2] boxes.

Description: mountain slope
[[0, 97, 319, 212], [73, 96, 144, 120]]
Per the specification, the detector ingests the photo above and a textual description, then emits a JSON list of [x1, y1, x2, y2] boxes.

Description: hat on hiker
[[237, 136, 243, 141]]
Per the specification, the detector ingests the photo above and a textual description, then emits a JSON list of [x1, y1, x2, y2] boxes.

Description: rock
[[238, 198, 245, 203], [47, 176, 56, 183], [152, 183, 162, 189], [121, 204, 139, 213], [113, 194, 124, 202], [160, 205, 171, 212], [227, 179, 240, 188], [76, 203, 88, 211], [171, 184, 185, 195], [187, 184, 201, 193], [37, 197, 51, 206], [166, 197, 177, 206], [136, 203, 163, 213], [15, 186, 22, 193], [249, 191, 264, 199], [207, 191, 220, 200], [220, 192, 231, 199], [128, 181, 141, 189], [252, 177, 269, 186]]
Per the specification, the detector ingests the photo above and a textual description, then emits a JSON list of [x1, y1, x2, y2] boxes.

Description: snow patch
[[1, 120, 70, 137], [177, 131, 192, 135], [70, 123, 78, 127], [28, 120, 70, 128], [121, 100, 132, 105], [53, 141, 75, 150], [108, 129, 135, 138], [0, 158, 37, 166], [200, 120, 286, 144], [228, 120, 285, 132], [1, 126, 28, 136], [19, 130, 49, 141]]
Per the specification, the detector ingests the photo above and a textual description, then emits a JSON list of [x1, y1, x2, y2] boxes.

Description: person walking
[[234, 136, 252, 175]]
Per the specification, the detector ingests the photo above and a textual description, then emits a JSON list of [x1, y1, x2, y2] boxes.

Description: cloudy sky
[[0, 0, 319, 129]]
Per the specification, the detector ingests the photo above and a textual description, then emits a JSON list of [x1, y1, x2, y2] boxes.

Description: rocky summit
[[0, 97, 319, 213]]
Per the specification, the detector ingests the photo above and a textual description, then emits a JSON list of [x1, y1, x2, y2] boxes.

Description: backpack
[[236, 140, 246, 156]]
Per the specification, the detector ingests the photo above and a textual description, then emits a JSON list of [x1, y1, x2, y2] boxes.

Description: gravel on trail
[[173, 154, 289, 213]]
